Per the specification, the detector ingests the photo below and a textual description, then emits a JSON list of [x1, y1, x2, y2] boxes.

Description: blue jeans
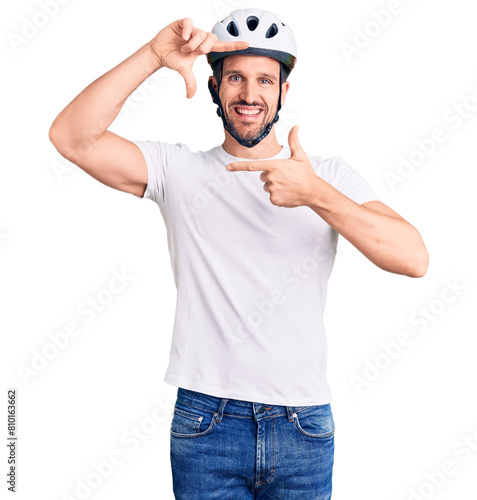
[[170, 387, 335, 499]]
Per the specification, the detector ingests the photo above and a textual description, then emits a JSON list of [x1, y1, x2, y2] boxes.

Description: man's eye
[[230, 75, 242, 82], [259, 79, 272, 84]]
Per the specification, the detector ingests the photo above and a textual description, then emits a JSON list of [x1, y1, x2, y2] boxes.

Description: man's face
[[214, 55, 289, 144]]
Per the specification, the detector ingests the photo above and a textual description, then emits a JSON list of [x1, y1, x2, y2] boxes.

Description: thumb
[[288, 125, 305, 158], [177, 62, 197, 99]]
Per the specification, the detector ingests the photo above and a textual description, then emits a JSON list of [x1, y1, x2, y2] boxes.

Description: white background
[[2, 0, 477, 499]]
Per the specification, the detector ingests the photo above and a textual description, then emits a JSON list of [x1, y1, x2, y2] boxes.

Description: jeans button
[[257, 405, 265, 414]]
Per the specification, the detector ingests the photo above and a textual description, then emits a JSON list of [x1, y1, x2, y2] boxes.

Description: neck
[[222, 127, 283, 159]]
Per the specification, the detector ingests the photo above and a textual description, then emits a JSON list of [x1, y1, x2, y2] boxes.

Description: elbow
[[49, 109, 75, 150], [48, 120, 78, 161], [49, 119, 66, 152], [405, 227, 430, 278], [48, 122, 59, 148], [407, 247, 429, 278]]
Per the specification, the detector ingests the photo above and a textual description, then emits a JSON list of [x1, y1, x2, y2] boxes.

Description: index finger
[[226, 160, 274, 171], [211, 40, 250, 52]]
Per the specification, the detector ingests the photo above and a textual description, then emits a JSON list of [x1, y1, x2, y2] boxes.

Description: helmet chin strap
[[208, 78, 282, 149]]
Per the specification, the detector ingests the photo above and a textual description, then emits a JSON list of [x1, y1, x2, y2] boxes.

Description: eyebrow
[[222, 70, 278, 81]]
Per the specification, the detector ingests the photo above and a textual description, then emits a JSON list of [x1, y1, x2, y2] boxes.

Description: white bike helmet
[[207, 8, 297, 70], [207, 9, 297, 148]]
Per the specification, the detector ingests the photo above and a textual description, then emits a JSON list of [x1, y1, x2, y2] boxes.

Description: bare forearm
[[307, 177, 429, 277], [49, 43, 161, 147]]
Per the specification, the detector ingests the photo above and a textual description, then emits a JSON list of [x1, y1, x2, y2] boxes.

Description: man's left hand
[[226, 126, 320, 208]]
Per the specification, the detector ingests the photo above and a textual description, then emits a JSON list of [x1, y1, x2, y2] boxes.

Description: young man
[[49, 9, 428, 499]]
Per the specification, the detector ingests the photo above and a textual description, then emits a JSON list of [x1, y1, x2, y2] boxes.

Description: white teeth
[[236, 108, 261, 115]]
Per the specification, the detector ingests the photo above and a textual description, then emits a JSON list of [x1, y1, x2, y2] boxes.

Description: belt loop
[[215, 398, 229, 423], [286, 406, 295, 422]]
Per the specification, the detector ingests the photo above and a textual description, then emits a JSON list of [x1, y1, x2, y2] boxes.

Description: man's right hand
[[149, 18, 249, 98]]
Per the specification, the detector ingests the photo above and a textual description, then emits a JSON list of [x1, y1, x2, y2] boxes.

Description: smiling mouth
[[233, 106, 264, 118]]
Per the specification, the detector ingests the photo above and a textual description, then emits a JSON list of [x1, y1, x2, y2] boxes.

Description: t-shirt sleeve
[[131, 140, 183, 206], [328, 156, 380, 204]]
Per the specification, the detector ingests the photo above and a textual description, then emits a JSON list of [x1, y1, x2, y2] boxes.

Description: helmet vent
[[265, 23, 278, 38], [227, 21, 239, 36], [246, 16, 259, 31]]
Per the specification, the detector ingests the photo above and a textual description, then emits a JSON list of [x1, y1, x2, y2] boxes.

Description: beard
[[223, 101, 276, 144]]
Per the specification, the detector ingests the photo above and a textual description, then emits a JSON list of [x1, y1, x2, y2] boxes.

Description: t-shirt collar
[[216, 144, 290, 163]]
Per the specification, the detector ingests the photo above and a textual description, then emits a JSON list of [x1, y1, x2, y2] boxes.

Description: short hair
[[211, 58, 291, 89]]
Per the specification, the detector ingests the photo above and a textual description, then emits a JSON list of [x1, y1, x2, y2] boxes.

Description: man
[[49, 8, 429, 499]]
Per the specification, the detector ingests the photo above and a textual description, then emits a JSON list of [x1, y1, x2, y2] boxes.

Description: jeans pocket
[[294, 404, 335, 439], [170, 399, 217, 439]]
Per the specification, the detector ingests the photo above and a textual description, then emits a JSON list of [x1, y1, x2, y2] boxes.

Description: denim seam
[[294, 414, 336, 439]]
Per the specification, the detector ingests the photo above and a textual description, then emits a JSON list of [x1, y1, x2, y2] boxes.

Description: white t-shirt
[[133, 140, 379, 406]]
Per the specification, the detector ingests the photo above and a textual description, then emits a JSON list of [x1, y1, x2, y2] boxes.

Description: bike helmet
[[207, 9, 297, 148]]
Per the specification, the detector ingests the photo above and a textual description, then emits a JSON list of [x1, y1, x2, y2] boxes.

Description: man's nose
[[239, 81, 258, 104]]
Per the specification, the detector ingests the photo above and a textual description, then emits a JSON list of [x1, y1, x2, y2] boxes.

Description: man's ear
[[280, 81, 290, 107], [209, 76, 218, 97]]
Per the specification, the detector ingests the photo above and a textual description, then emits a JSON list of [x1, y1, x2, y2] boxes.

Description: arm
[[49, 42, 158, 197], [226, 126, 429, 278], [48, 18, 248, 197], [307, 188, 429, 278]]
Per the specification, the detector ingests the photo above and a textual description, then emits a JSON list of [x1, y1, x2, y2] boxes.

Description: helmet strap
[[208, 74, 282, 149]]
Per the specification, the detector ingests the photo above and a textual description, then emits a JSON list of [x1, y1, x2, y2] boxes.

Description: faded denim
[[170, 387, 335, 499]]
